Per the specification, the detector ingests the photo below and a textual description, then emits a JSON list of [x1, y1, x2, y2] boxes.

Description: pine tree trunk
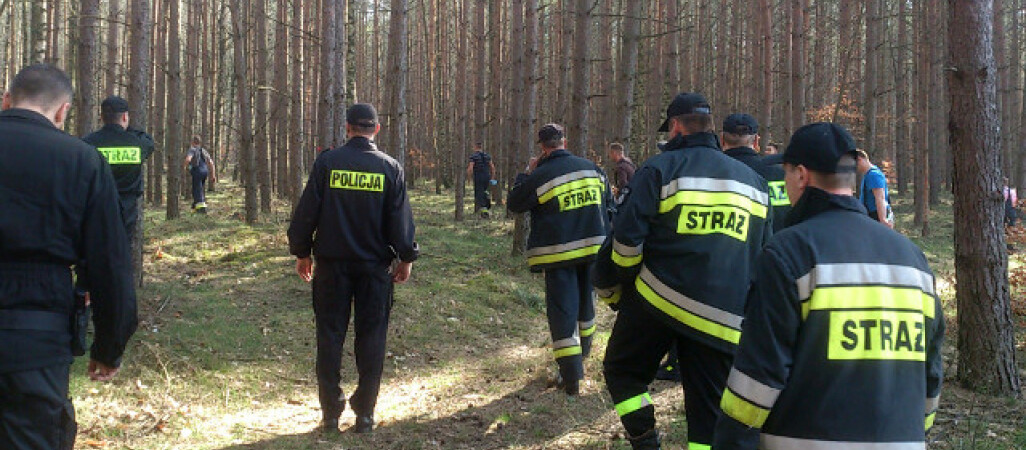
[[128, 0, 151, 288], [105, 0, 120, 95], [616, 0, 641, 147], [913, 0, 930, 232], [569, 0, 591, 156], [454, 0, 467, 222], [894, 0, 910, 194], [864, 0, 880, 155], [230, 0, 257, 224], [387, 0, 409, 170], [949, 0, 1022, 396], [318, 0, 336, 150], [254, 0, 271, 213], [290, 0, 305, 204], [77, 0, 99, 136], [165, 0, 182, 219]]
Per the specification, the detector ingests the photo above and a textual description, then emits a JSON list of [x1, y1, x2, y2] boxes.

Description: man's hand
[[296, 257, 313, 282], [88, 360, 119, 381], [527, 157, 540, 173], [392, 261, 413, 283]]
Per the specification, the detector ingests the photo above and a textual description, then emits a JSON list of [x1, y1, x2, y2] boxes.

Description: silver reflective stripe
[[726, 369, 780, 409], [796, 263, 935, 301], [526, 235, 607, 257], [553, 337, 580, 349], [796, 272, 814, 301], [925, 396, 940, 414], [659, 176, 769, 205], [613, 238, 643, 257], [761, 434, 925, 450], [639, 266, 743, 329], [535, 169, 603, 198], [578, 319, 595, 330], [596, 286, 619, 298]]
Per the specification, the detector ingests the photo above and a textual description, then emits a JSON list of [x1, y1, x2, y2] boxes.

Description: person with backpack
[[183, 136, 216, 212]]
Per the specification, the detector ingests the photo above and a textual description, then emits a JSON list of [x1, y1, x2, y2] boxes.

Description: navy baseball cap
[[537, 123, 566, 143], [346, 103, 378, 127], [722, 113, 758, 135], [658, 92, 711, 132], [101, 95, 130, 114], [764, 122, 858, 173]]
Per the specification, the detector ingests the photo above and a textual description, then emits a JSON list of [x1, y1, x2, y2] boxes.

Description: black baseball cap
[[100, 95, 130, 115], [658, 92, 711, 132], [764, 122, 858, 173], [722, 113, 758, 135], [537, 123, 565, 143], [346, 103, 378, 127]]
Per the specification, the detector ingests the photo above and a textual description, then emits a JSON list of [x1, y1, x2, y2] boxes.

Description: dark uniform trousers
[[473, 176, 491, 211], [604, 294, 732, 447], [544, 264, 597, 383], [0, 365, 76, 450], [312, 259, 393, 420], [119, 195, 141, 243]]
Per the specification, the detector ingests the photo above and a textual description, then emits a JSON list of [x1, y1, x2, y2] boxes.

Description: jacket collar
[[724, 146, 758, 158], [101, 123, 127, 133], [345, 136, 377, 150], [785, 187, 867, 227], [0, 108, 57, 130], [538, 149, 571, 167], [663, 132, 721, 152]]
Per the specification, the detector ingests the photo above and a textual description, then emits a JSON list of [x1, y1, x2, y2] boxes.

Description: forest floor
[[68, 181, 1026, 450]]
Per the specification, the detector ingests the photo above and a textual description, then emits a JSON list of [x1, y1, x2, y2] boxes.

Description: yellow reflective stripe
[[597, 286, 622, 305], [612, 250, 643, 267], [538, 177, 604, 204], [659, 190, 768, 218], [721, 388, 771, 428], [329, 170, 385, 191], [688, 443, 712, 450], [767, 180, 790, 206], [553, 345, 582, 359], [97, 147, 142, 164], [827, 310, 926, 361], [614, 392, 653, 416], [580, 324, 596, 337], [527, 244, 601, 267], [636, 276, 741, 345], [925, 412, 936, 430], [802, 286, 936, 320]]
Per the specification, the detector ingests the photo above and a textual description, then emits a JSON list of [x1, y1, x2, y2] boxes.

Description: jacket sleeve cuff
[[399, 242, 420, 262]]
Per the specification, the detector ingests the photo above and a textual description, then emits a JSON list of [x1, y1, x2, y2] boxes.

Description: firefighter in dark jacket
[[720, 113, 791, 233], [0, 64, 138, 450], [713, 123, 944, 450], [508, 123, 611, 396], [288, 103, 418, 435], [82, 95, 156, 243], [600, 93, 772, 450]]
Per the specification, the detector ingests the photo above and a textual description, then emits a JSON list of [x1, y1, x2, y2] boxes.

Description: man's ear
[[52, 102, 72, 130]]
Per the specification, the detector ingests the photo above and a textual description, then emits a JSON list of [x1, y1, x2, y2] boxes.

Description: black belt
[[0, 310, 69, 332]]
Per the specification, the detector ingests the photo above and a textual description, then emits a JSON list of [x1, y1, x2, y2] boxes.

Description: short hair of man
[[101, 106, 125, 124], [541, 138, 563, 149], [722, 132, 756, 147], [673, 113, 713, 134], [9, 64, 74, 109], [191, 135, 202, 146], [812, 155, 857, 190], [855, 149, 870, 161], [609, 142, 624, 153]]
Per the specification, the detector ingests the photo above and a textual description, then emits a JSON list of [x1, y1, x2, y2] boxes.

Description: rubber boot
[[628, 429, 661, 450]]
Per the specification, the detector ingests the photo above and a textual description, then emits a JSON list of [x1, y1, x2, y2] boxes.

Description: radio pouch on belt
[[71, 290, 90, 357]]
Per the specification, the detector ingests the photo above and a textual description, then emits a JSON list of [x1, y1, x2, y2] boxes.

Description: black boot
[[627, 429, 661, 450], [319, 418, 340, 434], [347, 415, 374, 434]]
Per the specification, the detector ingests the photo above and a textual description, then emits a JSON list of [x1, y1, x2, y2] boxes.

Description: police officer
[[720, 113, 791, 232], [600, 93, 771, 449], [288, 103, 418, 434], [466, 142, 496, 217], [0, 64, 138, 449], [713, 123, 944, 450], [508, 123, 611, 396], [82, 95, 156, 242]]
